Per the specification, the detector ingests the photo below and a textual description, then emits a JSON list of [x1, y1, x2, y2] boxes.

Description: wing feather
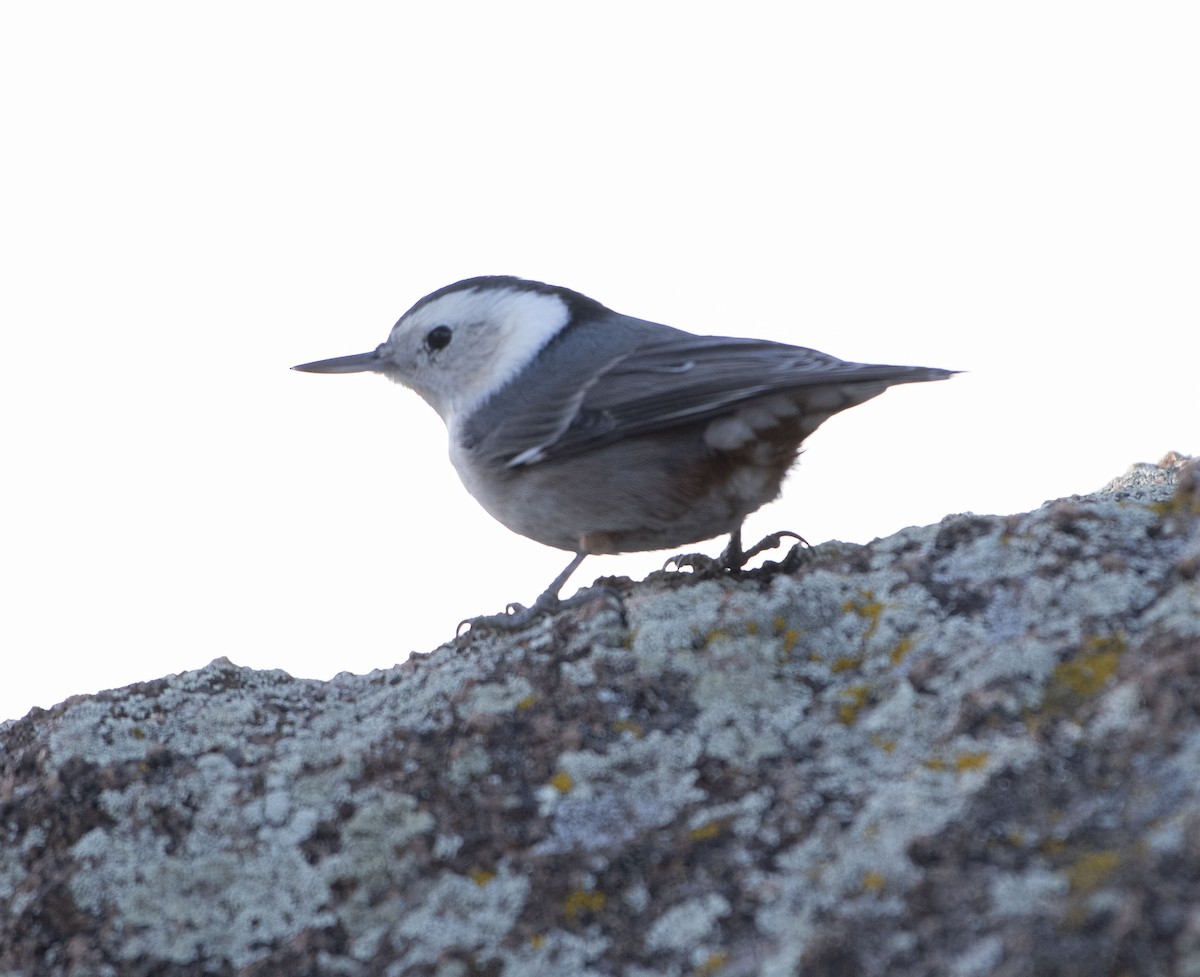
[[476, 335, 952, 467]]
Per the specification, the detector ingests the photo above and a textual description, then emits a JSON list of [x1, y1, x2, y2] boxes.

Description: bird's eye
[[425, 325, 453, 352]]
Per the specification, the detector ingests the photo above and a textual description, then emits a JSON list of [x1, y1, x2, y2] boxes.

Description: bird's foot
[[664, 530, 808, 578], [457, 584, 623, 636], [738, 530, 808, 566], [662, 551, 724, 575]]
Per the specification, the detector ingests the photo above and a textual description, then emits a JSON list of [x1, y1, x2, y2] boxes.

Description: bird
[[293, 276, 955, 629]]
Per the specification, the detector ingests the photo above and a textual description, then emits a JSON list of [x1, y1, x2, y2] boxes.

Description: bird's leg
[[525, 550, 590, 613], [459, 551, 596, 634], [663, 527, 745, 576], [719, 528, 747, 570]]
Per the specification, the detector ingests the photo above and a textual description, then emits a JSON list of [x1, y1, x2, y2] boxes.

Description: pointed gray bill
[[292, 350, 381, 374]]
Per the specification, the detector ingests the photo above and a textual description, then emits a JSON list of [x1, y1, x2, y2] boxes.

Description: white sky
[[2, 3, 1197, 722]]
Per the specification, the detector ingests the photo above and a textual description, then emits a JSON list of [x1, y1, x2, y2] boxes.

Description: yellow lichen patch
[[688, 821, 721, 842], [862, 870, 887, 893], [838, 685, 870, 725], [842, 591, 884, 638], [612, 719, 644, 738], [921, 753, 989, 774], [529, 934, 545, 950], [696, 951, 729, 975], [549, 771, 574, 793], [1045, 633, 1126, 713], [775, 635, 799, 666], [871, 735, 897, 753], [746, 620, 759, 636], [1151, 488, 1200, 518], [469, 867, 496, 886], [889, 635, 915, 665], [704, 629, 732, 646], [1067, 850, 1122, 894], [563, 888, 606, 920], [516, 694, 539, 712], [830, 655, 863, 674]]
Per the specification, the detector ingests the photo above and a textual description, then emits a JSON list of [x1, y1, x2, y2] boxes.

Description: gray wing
[[477, 335, 954, 468]]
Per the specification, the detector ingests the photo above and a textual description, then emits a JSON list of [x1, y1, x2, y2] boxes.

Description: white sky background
[[2, 3, 1197, 721]]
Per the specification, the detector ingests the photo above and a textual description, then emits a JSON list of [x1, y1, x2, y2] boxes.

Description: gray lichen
[[2, 452, 1198, 976]]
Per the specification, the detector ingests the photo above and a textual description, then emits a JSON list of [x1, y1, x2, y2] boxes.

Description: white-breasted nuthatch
[[294, 276, 955, 628]]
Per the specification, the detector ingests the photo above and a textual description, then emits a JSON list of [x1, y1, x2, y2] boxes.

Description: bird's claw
[[739, 530, 807, 564], [663, 552, 723, 574], [457, 585, 624, 637], [665, 530, 809, 578], [457, 600, 550, 636]]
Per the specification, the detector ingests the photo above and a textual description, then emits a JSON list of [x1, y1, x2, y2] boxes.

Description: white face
[[374, 285, 571, 423]]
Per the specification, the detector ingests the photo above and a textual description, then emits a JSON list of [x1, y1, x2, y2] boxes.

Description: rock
[[2, 453, 1198, 977]]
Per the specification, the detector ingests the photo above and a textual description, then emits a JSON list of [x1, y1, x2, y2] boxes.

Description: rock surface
[[2, 453, 1199, 977]]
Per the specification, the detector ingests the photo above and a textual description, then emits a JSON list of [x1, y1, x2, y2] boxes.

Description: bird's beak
[[291, 350, 381, 374]]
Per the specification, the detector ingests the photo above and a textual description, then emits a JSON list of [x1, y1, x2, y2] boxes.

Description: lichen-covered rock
[[2, 453, 1198, 977]]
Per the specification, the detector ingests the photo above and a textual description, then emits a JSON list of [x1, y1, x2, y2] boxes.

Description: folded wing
[[480, 336, 954, 468]]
